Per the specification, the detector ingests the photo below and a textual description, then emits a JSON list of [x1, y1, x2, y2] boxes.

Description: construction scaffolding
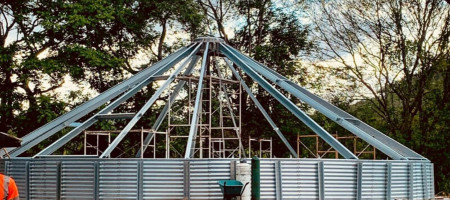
[[166, 73, 243, 159], [297, 133, 376, 159], [248, 137, 273, 158], [83, 129, 168, 158]]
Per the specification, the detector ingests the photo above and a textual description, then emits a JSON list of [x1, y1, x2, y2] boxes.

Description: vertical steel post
[[183, 161, 190, 199], [3, 160, 7, 175], [26, 161, 30, 200], [386, 163, 392, 200], [94, 161, 99, 200], [138, 161, 143, 200], [275, 160, 283, 200], [356, 163, 363, 200], [230, 161, 237, 180], [56, 161, 61, 200], [318, 161, 325, 200]]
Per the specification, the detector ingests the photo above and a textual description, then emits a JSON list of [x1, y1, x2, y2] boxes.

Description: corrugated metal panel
[[281, 160, 319, 199], [361, 162, 387, 199], [142, 160, 184, 199], [391, 162, 409, 199], [61, 161, 95, 200], [260, 160, 276, 199], [323, 161, 357, 199], [99, 160, 138, 199], [6, 160, 28, 199], [189, 160, 231, 199], [29, 160, 59, 199], [1, 158, 435, 199]]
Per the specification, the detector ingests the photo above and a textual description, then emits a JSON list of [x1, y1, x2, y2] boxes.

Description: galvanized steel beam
[[221, 44, 358, 159], [225, 58, 298, 158], [185, 42, 210, 158], [100, 45, 201, 158]]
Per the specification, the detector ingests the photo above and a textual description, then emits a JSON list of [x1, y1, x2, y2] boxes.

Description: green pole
[[251, 156, 260, 200]]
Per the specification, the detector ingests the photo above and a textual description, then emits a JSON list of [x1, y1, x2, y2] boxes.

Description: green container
[[218, 180, 244, 196]]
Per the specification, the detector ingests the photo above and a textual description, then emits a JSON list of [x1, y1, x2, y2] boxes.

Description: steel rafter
[[224, 58, 298, 158], [220, 44, 358, 159], [222, 44, 425, 160], [185, 42, 210, 158]]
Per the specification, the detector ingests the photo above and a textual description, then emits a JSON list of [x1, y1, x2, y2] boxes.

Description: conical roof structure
[[4, 37, 426, 160]]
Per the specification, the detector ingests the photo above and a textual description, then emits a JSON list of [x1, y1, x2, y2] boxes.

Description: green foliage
[[0, 0, 203, 138]]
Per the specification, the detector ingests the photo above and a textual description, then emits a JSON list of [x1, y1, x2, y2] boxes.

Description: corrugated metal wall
[[0, 158, 434, 200], [61, 161, 95, 200], [142, 160, 184, 199]]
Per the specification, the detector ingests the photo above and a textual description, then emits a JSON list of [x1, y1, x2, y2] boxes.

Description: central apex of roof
[[194, 37, 225, 43]]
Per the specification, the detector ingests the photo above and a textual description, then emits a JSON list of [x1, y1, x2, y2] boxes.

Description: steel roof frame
[[4, 37, 427, 161]]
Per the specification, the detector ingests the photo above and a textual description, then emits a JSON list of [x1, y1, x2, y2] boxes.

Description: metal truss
[[4, 37, 427, 160]]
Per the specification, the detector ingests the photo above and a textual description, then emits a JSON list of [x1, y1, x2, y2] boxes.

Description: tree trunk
[[158, 19, 167, 61]]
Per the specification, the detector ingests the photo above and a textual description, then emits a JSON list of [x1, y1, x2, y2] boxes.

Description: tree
[[312, 0, 450, 192], [0, 0, 203, 138]]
